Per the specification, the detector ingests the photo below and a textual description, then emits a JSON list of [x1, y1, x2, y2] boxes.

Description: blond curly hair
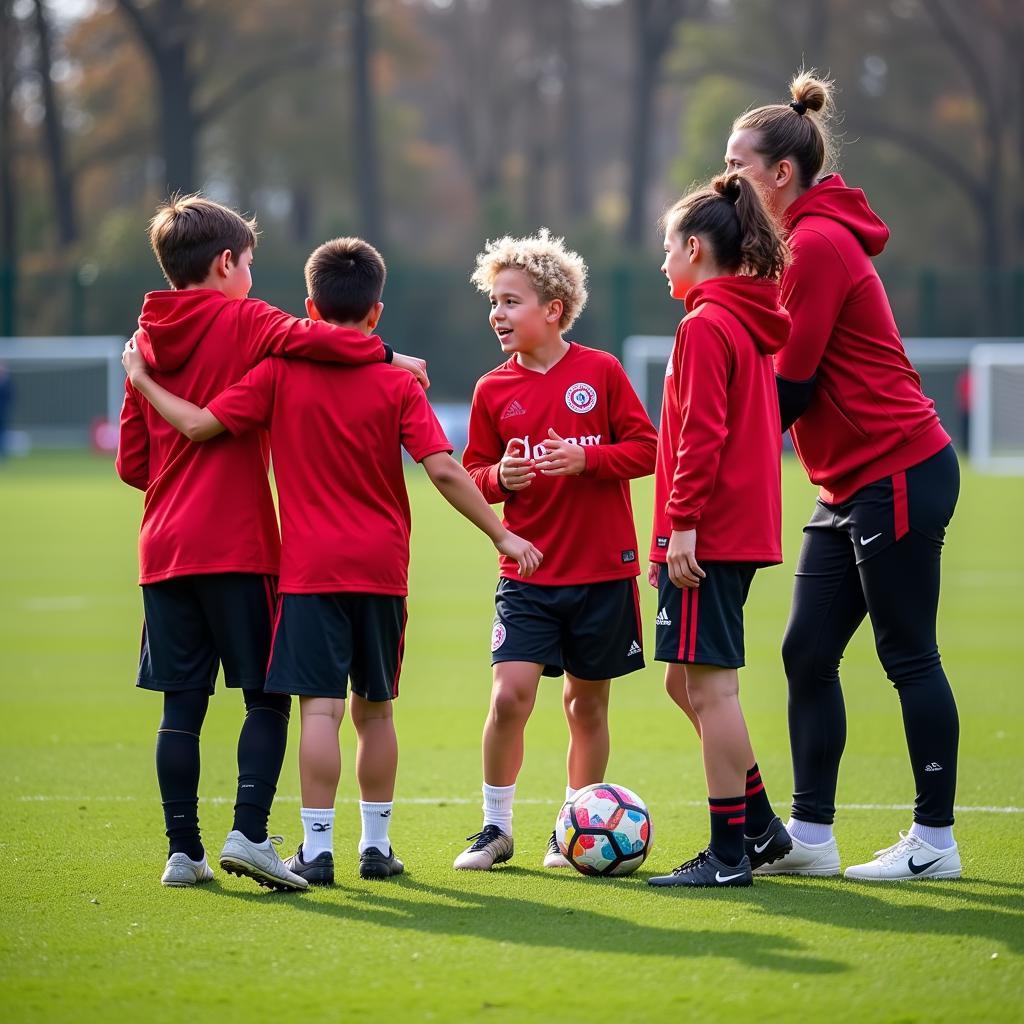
[[470, 228, 589, 331]]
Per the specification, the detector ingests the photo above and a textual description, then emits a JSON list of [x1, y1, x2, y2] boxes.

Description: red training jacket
[[464, 342, 656, 586], [650, 276, 789, 565], [775, 175, 950, 504], [115, 289, 387, 584]]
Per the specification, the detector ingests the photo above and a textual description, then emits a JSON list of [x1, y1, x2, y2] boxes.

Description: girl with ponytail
[[646, 172, 794, 888], [725, 72, 962, 882]]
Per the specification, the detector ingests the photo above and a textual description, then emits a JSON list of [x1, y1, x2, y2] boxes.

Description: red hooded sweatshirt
[[650, 276, 790, 565], [115, 290, 387, 585], [775, 175, 950, 504]]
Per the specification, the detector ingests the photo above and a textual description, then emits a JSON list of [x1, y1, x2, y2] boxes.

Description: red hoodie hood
[[785, 174, 890, 258], [684, 275, 790, 355], [136, 289, 233, 372]]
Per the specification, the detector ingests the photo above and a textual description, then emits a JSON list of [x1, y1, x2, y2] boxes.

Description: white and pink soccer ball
[[556, 783, 653, 877]]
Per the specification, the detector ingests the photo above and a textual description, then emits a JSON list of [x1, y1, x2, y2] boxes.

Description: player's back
[[209, 358, 451, 597]]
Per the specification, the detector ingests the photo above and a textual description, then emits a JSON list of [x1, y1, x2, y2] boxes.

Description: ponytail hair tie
[[789, 100, 807, 115]]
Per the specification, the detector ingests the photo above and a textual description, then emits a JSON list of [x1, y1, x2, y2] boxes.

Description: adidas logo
[[501, 399, 527, 420], [655, 608, 672, 627], [924, 762, 943, 772], [628, 640, 642, 657]]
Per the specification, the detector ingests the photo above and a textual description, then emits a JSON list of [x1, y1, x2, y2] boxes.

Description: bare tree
[[0, 0, 18, 332], [352, 0, 382, 244], [32, 0, 76, 245], [558, 0, 589, 222]]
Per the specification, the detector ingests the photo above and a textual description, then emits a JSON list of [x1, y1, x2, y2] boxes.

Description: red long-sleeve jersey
[[115, 289, 388, 585], [650, 276, 789, 565], [464, 342, 656, 585], [776, 175, 950, 503]]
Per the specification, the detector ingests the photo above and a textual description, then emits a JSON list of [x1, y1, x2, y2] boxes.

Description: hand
[[534, 428, 586, 476], [392, 352, 430, 390], [666, 529, 705, 589], [498, 437, 535, 491], [496, 531, 543, 578], [122, 339, 148, 384], [647, 561, 660, 588]]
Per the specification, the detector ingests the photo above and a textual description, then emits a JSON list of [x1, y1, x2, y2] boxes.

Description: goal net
[[969, 343, 1024, 474], [0, 336, 125, 450]]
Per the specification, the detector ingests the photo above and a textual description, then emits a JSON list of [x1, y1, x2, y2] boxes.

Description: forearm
[[584, 437, 657, 480], [429, 461, 507, 543], [130, 374, 224, 442]]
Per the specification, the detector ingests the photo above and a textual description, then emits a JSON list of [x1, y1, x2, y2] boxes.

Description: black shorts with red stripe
[[138, 573, 278, 693], [490, 577, 644, 681], [265, 592, 407, 701], [653, 562, 757, 668]]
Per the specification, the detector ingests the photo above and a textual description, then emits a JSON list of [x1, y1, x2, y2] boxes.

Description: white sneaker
[[219, 831, 309, 891], [161, 851, 214, 887], [844, 831, 961, 881], [754, 833, 841, 876], [542, 830, 571, 869], [453, 824, 514, 870]]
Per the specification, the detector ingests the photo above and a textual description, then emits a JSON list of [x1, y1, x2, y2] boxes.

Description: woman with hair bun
[[647, 172, 793, 888], [724, 71, 962, 881]]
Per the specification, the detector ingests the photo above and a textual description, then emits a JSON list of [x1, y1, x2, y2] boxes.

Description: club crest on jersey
[[565, 382, 597, 414], [491, 621, 507, 651]]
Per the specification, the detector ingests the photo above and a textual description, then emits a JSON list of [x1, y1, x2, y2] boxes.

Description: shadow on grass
[[205, 873, 848, 974]]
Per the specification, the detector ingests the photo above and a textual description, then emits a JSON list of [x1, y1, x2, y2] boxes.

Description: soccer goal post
[[0, 336, 125, 449], [968, 343, 1024, 474]]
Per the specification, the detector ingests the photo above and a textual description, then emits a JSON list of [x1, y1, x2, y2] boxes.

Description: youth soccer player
[[646, 173, 792, 888], [123, 237, 543, 885], [116, 195, 427, 891], [455, 229, 657, 871]]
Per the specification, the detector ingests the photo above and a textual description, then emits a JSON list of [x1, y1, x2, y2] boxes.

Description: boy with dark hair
[[123, 236, 542, 885], [117, 197, 428, 891]]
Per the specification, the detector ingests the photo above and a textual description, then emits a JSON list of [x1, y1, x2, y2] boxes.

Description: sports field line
[[15, 795, 1024, 814]]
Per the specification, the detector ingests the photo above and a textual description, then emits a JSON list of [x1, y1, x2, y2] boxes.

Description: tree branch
[[114, 0, 162, 64]]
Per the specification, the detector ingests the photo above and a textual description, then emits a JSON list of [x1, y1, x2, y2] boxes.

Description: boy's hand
[[498, 437, 535, 491], [496, 531, 543, 578], [535, 428, 586, 476], [647, 561, 660, 588], [122, 339, 148, 384], [667, 528, 705, 589], [392, 352, 430, 389]]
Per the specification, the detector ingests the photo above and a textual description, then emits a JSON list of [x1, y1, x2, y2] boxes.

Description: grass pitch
[[1, 452, 1022, 1022]]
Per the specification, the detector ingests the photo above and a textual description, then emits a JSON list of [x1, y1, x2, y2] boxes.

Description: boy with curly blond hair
[[454, 229, 657, 871]]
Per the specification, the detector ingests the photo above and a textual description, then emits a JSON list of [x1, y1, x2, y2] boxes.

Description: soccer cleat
[[161, 851, 214, 887], [542, 829, 571, 869], [844, 831, 961, 882], [648, 848, 753, 888], [453, 824, 514, 870], [219, 831, 309, 892], [744, 816, 793, 871], [284, 845, 335, 886], [754, 833, 841, 876], [359, 846, 405, 880]]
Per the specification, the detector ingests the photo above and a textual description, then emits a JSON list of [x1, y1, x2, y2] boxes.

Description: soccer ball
[[556, 783, 653, 876]]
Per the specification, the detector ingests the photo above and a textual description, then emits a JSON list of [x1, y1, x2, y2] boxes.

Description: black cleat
[[744, 816, 793, 871], [648, 848, 753, 888], [284, 845, 335, 886], [359, 846, 405, 880]]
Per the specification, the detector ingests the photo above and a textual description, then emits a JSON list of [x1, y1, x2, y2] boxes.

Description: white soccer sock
[[482, 783, 515, 834], [909, 822, 955, 850], [300, 807, 335, 859], [359, 801, 393, 855], [787, 818, 833, 846], [565, 785, 578, 802]]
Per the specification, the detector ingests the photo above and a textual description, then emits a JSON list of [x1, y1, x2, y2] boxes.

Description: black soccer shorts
[[653, 561, 758, 669], [265, 592, 407, 701], [490, 576, 644, 681], [138, 573, 277, 693]]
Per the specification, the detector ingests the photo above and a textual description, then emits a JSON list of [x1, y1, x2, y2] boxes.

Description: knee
[[782, 629, 837, 693], [351, 697, 393, 728], [244, 688, 291, 721], [684, 672, 736, 714], [563, 690, 608, 730], [490, 685, 532, 726], [877, 645, 943, 689]]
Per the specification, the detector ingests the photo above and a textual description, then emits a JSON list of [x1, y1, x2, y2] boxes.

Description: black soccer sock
[[708, 796, 746, 866], [744, 763, 776, 836], [156, 688, 210, 860], [232, 689, 291, 843]]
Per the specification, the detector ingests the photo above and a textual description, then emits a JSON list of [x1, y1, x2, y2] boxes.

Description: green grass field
[[2, 452, 1022, 1022]]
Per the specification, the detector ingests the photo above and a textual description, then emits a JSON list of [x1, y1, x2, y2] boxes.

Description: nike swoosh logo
[[715, 871, 744, 883], [753, 838, 773, 854], [908, 856, 941, 874], [860, 533, 882, 545]]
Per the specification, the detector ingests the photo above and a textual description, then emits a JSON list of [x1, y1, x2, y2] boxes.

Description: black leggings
[[781, 445, 960, 827]]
